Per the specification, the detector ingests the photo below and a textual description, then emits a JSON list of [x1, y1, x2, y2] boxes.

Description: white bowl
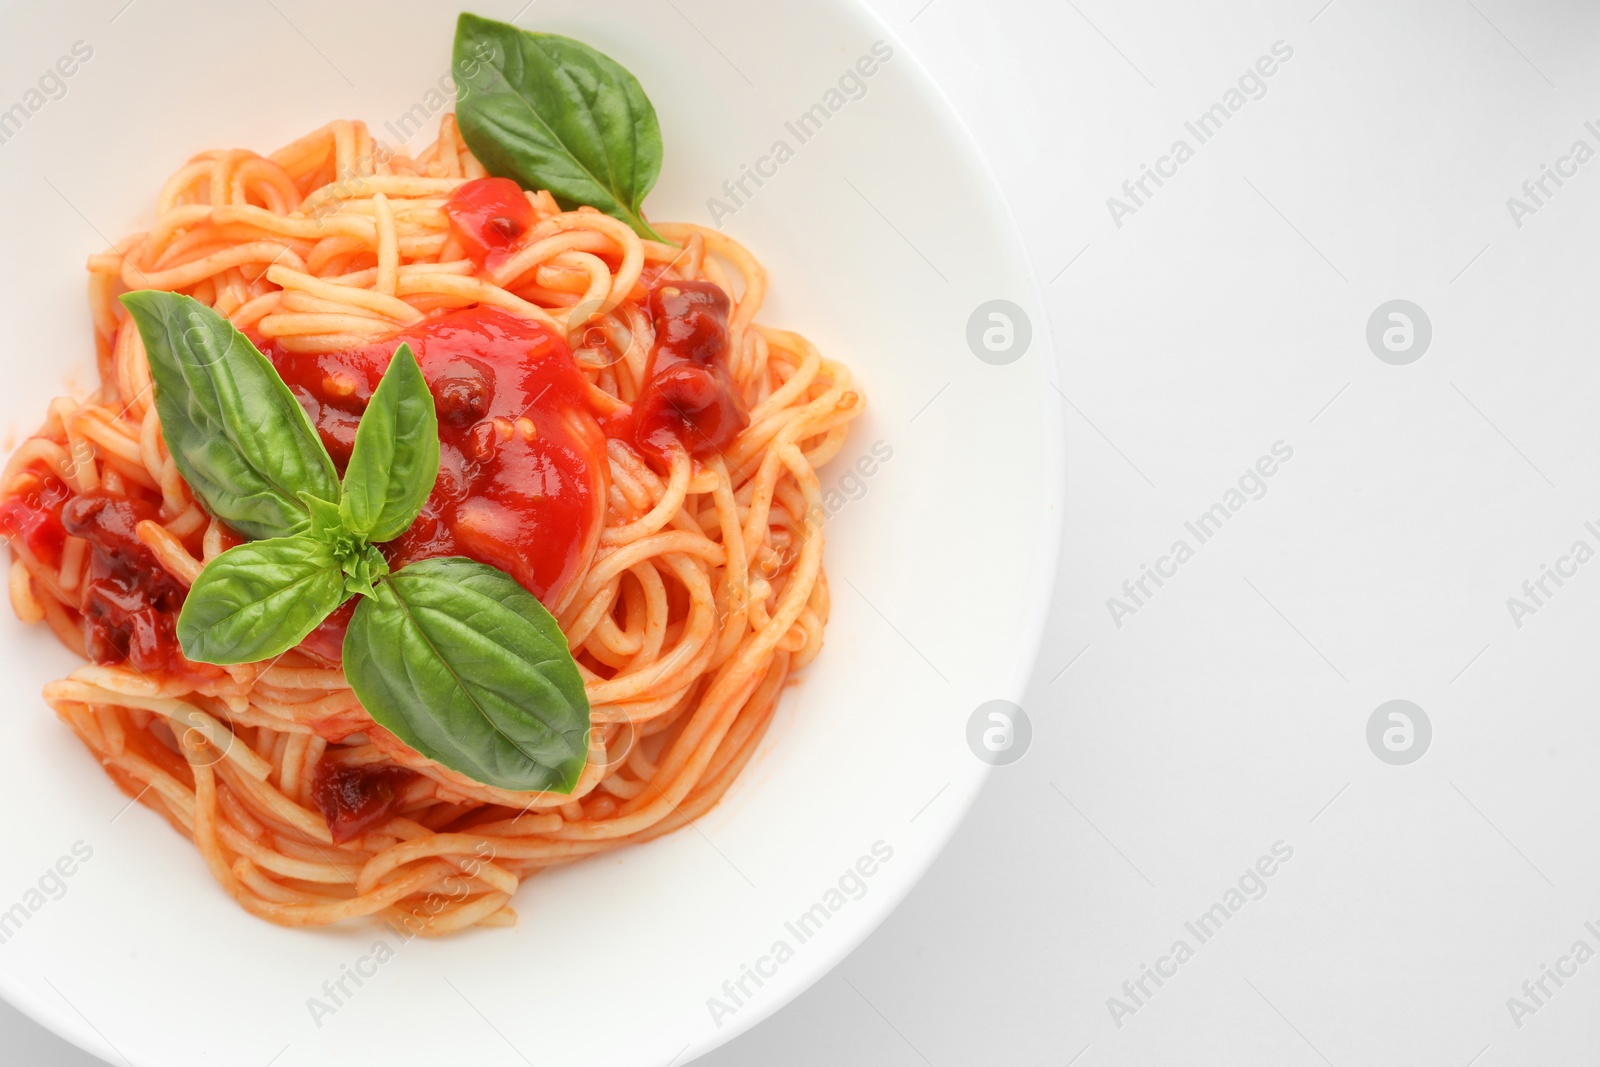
[[0, 2, 1061, 1063]]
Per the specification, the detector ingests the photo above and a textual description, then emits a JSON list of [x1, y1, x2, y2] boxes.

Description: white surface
[[0, 1, 1059, 1066], [7, 0, 1600, 1064]]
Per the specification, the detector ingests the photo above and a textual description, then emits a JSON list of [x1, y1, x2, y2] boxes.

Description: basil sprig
[[122, 293, 591, 794], [453, 13, 667, 242]]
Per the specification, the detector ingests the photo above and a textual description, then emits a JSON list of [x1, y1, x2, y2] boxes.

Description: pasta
[[0, 115, 861, 933]]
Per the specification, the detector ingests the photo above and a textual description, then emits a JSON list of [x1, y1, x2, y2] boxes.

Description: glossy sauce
[[443, 177, 535, 271], [312, 761, 416, 844], [632, 281, 749, 467], [263, 305, 608, 663], [0, 473, 72, 567]]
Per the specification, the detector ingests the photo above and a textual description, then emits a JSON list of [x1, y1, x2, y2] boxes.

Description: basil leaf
[[121, 292, 340, 540], [454, 13, 666, 241], [343, 557, 590, 792], [177, 535, 348, 664], [339, 343, 440, 542]]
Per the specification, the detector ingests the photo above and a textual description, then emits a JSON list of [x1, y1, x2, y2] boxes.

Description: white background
[[8, 0, 1600, 1064]]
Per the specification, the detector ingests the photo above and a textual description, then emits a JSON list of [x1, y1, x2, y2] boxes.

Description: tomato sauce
[[0, 478, 202, 673], [0, 473, 72, 568], [632, 281, 748, 467], [312, 761, 416, 844], [60, 493, 185, 672], [262, 306, 608, 630]]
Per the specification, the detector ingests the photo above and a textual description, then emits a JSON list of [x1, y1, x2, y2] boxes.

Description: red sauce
[[0, 473, 73, 567], [633, 281, 749, 467], [263, 306, 608, 636], [443, 177, 535, 270], [312, 761, 415, 844], [59, 493, 185, 672], [299, 599, 356, 666]]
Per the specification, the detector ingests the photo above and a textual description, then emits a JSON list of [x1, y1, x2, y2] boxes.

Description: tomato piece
[[312, 761, 415, 843], [444, 177, 535, 266], [60, 493, 185, 672]]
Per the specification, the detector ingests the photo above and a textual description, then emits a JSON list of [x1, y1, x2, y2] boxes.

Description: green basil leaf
[[339, 343, 440, 542], [454, 13, 666, 241], [176, 535, 349, 664], [343, 557, 590, 792], [121, 292, 340, 540]]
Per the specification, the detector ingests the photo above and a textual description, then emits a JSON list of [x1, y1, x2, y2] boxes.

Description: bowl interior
[[0, 2, 1061, 1063]]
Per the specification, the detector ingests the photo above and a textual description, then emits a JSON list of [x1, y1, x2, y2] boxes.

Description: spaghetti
[[0, 115, 861, 933]]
